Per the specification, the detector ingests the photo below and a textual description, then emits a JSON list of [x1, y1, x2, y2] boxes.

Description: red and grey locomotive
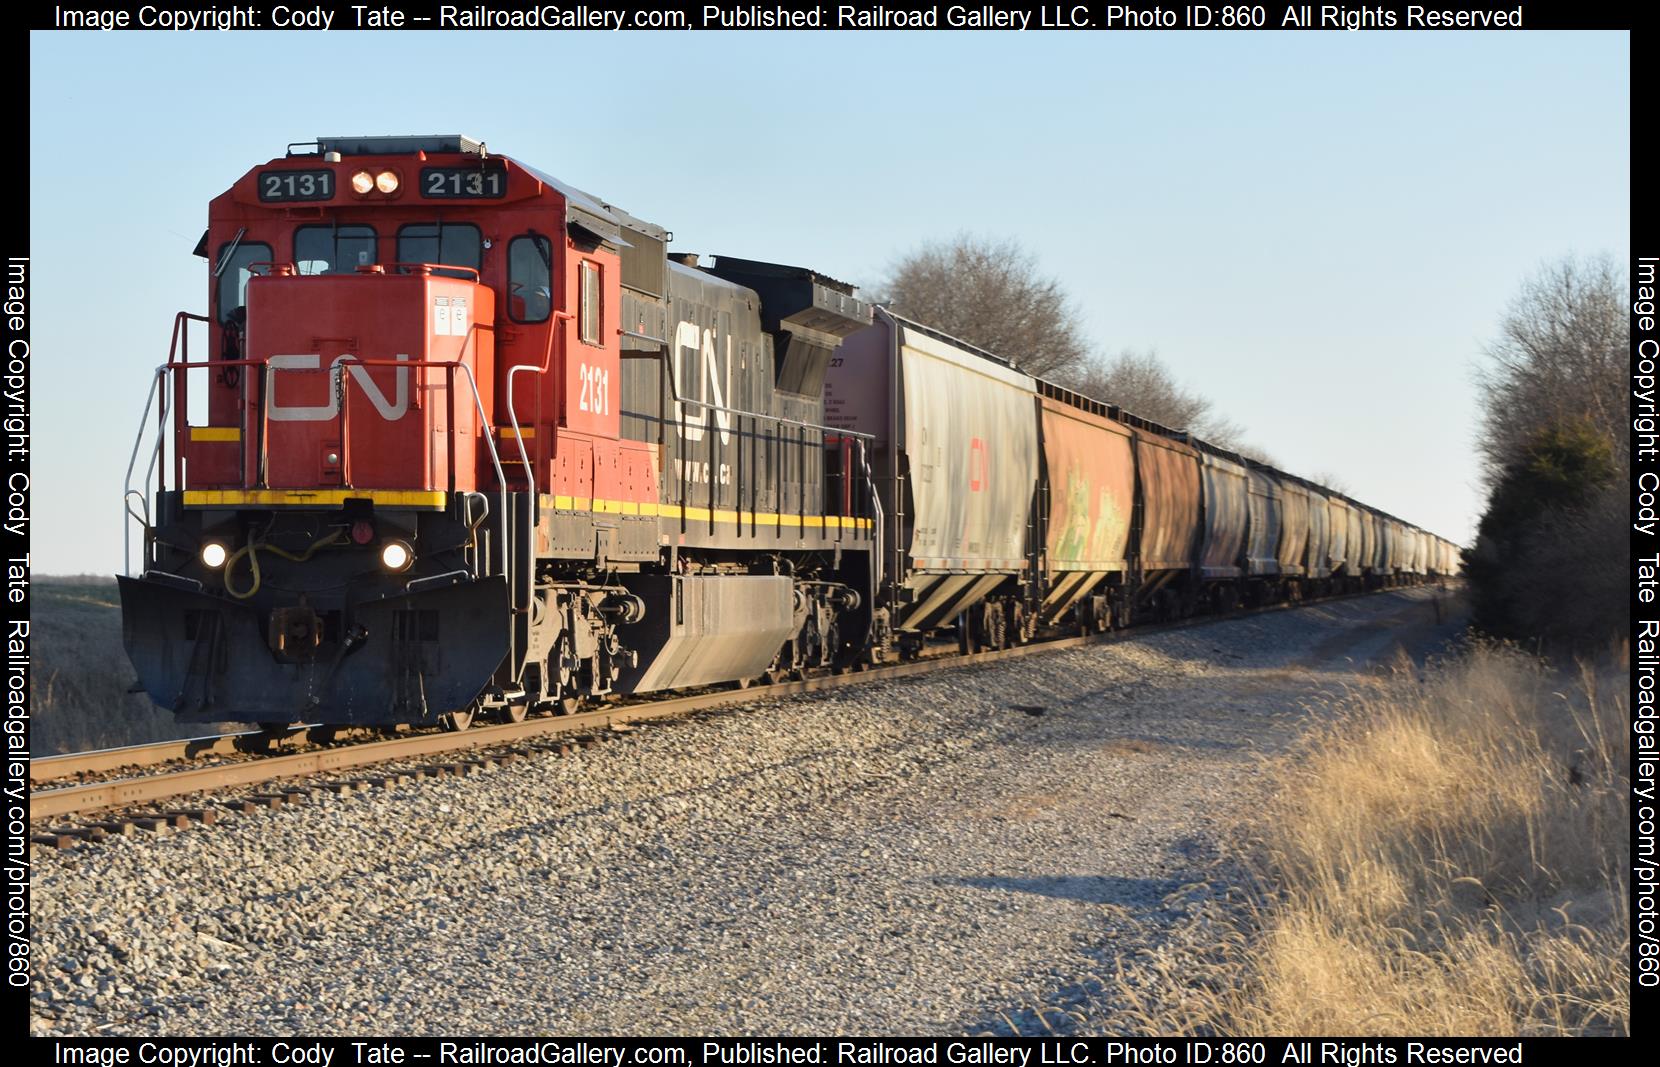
[[120, 135, 878, 729]]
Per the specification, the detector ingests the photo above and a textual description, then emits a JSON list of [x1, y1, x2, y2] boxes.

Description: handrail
[[262, 354, 512, 668], [246, 261, 485, 284], [122, 369, 165, 577], [376, 263, 483, 282], [623, 342, 874, 442], [126, 313, 211, 575], [861, 437, 884, 586], [317, 356, 504, 587], [504, 308, 563, 523], [129, 353, 508, 588]]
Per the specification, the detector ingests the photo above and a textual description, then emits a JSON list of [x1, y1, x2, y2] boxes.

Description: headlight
[[380, 540, 413, 572], [375, 169, 400, 194], [200, 542, 228, 569], [350, 170, 374, 195]]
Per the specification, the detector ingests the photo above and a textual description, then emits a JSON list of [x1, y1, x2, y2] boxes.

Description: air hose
[[224, 530, 345, 600]]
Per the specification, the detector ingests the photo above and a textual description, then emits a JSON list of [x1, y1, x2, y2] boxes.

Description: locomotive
[[118, 134, 1458, 730]]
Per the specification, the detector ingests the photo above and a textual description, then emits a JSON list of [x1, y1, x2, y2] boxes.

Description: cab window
[[216, 241, 271, 324], [396, 223, 481, 279], [295, 225, 377, 275], [508, 235, 552, 323], [579, 260, 601, 345]]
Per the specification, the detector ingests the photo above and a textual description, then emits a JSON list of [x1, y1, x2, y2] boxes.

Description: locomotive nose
[[117, 571, 511, 726]]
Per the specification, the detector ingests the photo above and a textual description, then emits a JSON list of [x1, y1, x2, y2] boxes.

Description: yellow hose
[[224, 530, 345, 600]]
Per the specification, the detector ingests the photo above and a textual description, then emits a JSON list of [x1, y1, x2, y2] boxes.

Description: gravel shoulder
[[29, 587, 1465, 1036]]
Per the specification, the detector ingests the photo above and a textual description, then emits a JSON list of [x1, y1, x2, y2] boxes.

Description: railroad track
[[29, 586, 1453, 845]]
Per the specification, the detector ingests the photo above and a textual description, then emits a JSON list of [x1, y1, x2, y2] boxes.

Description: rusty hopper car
[[1275, 476, 1311, 590], [1032, 383, 1136, 632], [1193, 442, 1251, 611], [1127, 421, 1201, 619], [1243, 464, 1283, 601]]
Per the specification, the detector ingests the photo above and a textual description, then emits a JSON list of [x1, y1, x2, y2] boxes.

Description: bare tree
[[1066, 348, 1246, 450], [879, 234, 1091, 380], [1465, 254, 1630, 649], [1476, 255, 1628, 478], [1304, 471, 1352, 495]]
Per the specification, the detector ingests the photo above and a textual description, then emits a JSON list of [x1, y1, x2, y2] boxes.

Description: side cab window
[[216, 241, 272, 325], [508, 235, 552, 323]]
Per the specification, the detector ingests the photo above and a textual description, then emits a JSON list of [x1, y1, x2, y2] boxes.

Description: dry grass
[[1136, 643, 1629, 1036], [31, 575, 231, 754]]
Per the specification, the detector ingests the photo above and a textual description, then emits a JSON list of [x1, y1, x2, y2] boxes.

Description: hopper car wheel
[[309, 725, 340, 745], [1010, 603, 1030, 646], [983, 602, 1008, 651], [757, 648, 786, 687], [440, 705, 477, 732]]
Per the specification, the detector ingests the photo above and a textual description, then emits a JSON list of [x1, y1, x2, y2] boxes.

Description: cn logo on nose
[[266, 353, 410, 422]]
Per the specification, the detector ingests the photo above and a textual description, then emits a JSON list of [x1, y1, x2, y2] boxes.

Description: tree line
[[877, 235, 1258, 456], [1462, 255, 1628, 650]]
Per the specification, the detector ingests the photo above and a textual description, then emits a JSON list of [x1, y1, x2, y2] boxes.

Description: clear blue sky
[[28, 30, 1629, 574]]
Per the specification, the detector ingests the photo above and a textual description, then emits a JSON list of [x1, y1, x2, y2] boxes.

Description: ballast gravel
[[29, 588, 1462, 1036]]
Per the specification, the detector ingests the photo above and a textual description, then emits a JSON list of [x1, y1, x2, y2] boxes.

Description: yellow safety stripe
[[544, 495, 872, 531], [181, 488, 870, 529], [496, 426, 535, 439], [183, 489, 448, 509], [189, 426, 241, 442]]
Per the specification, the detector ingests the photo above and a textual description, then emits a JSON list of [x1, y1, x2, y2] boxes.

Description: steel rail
[[29, 585, 1453, 821], [31, 731, 271, 784]]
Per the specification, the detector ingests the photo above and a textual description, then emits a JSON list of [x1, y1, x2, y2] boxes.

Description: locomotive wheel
[[495, 702, 528, 725], [309, 725, 340, 745], [440, 705, 476, 732]]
